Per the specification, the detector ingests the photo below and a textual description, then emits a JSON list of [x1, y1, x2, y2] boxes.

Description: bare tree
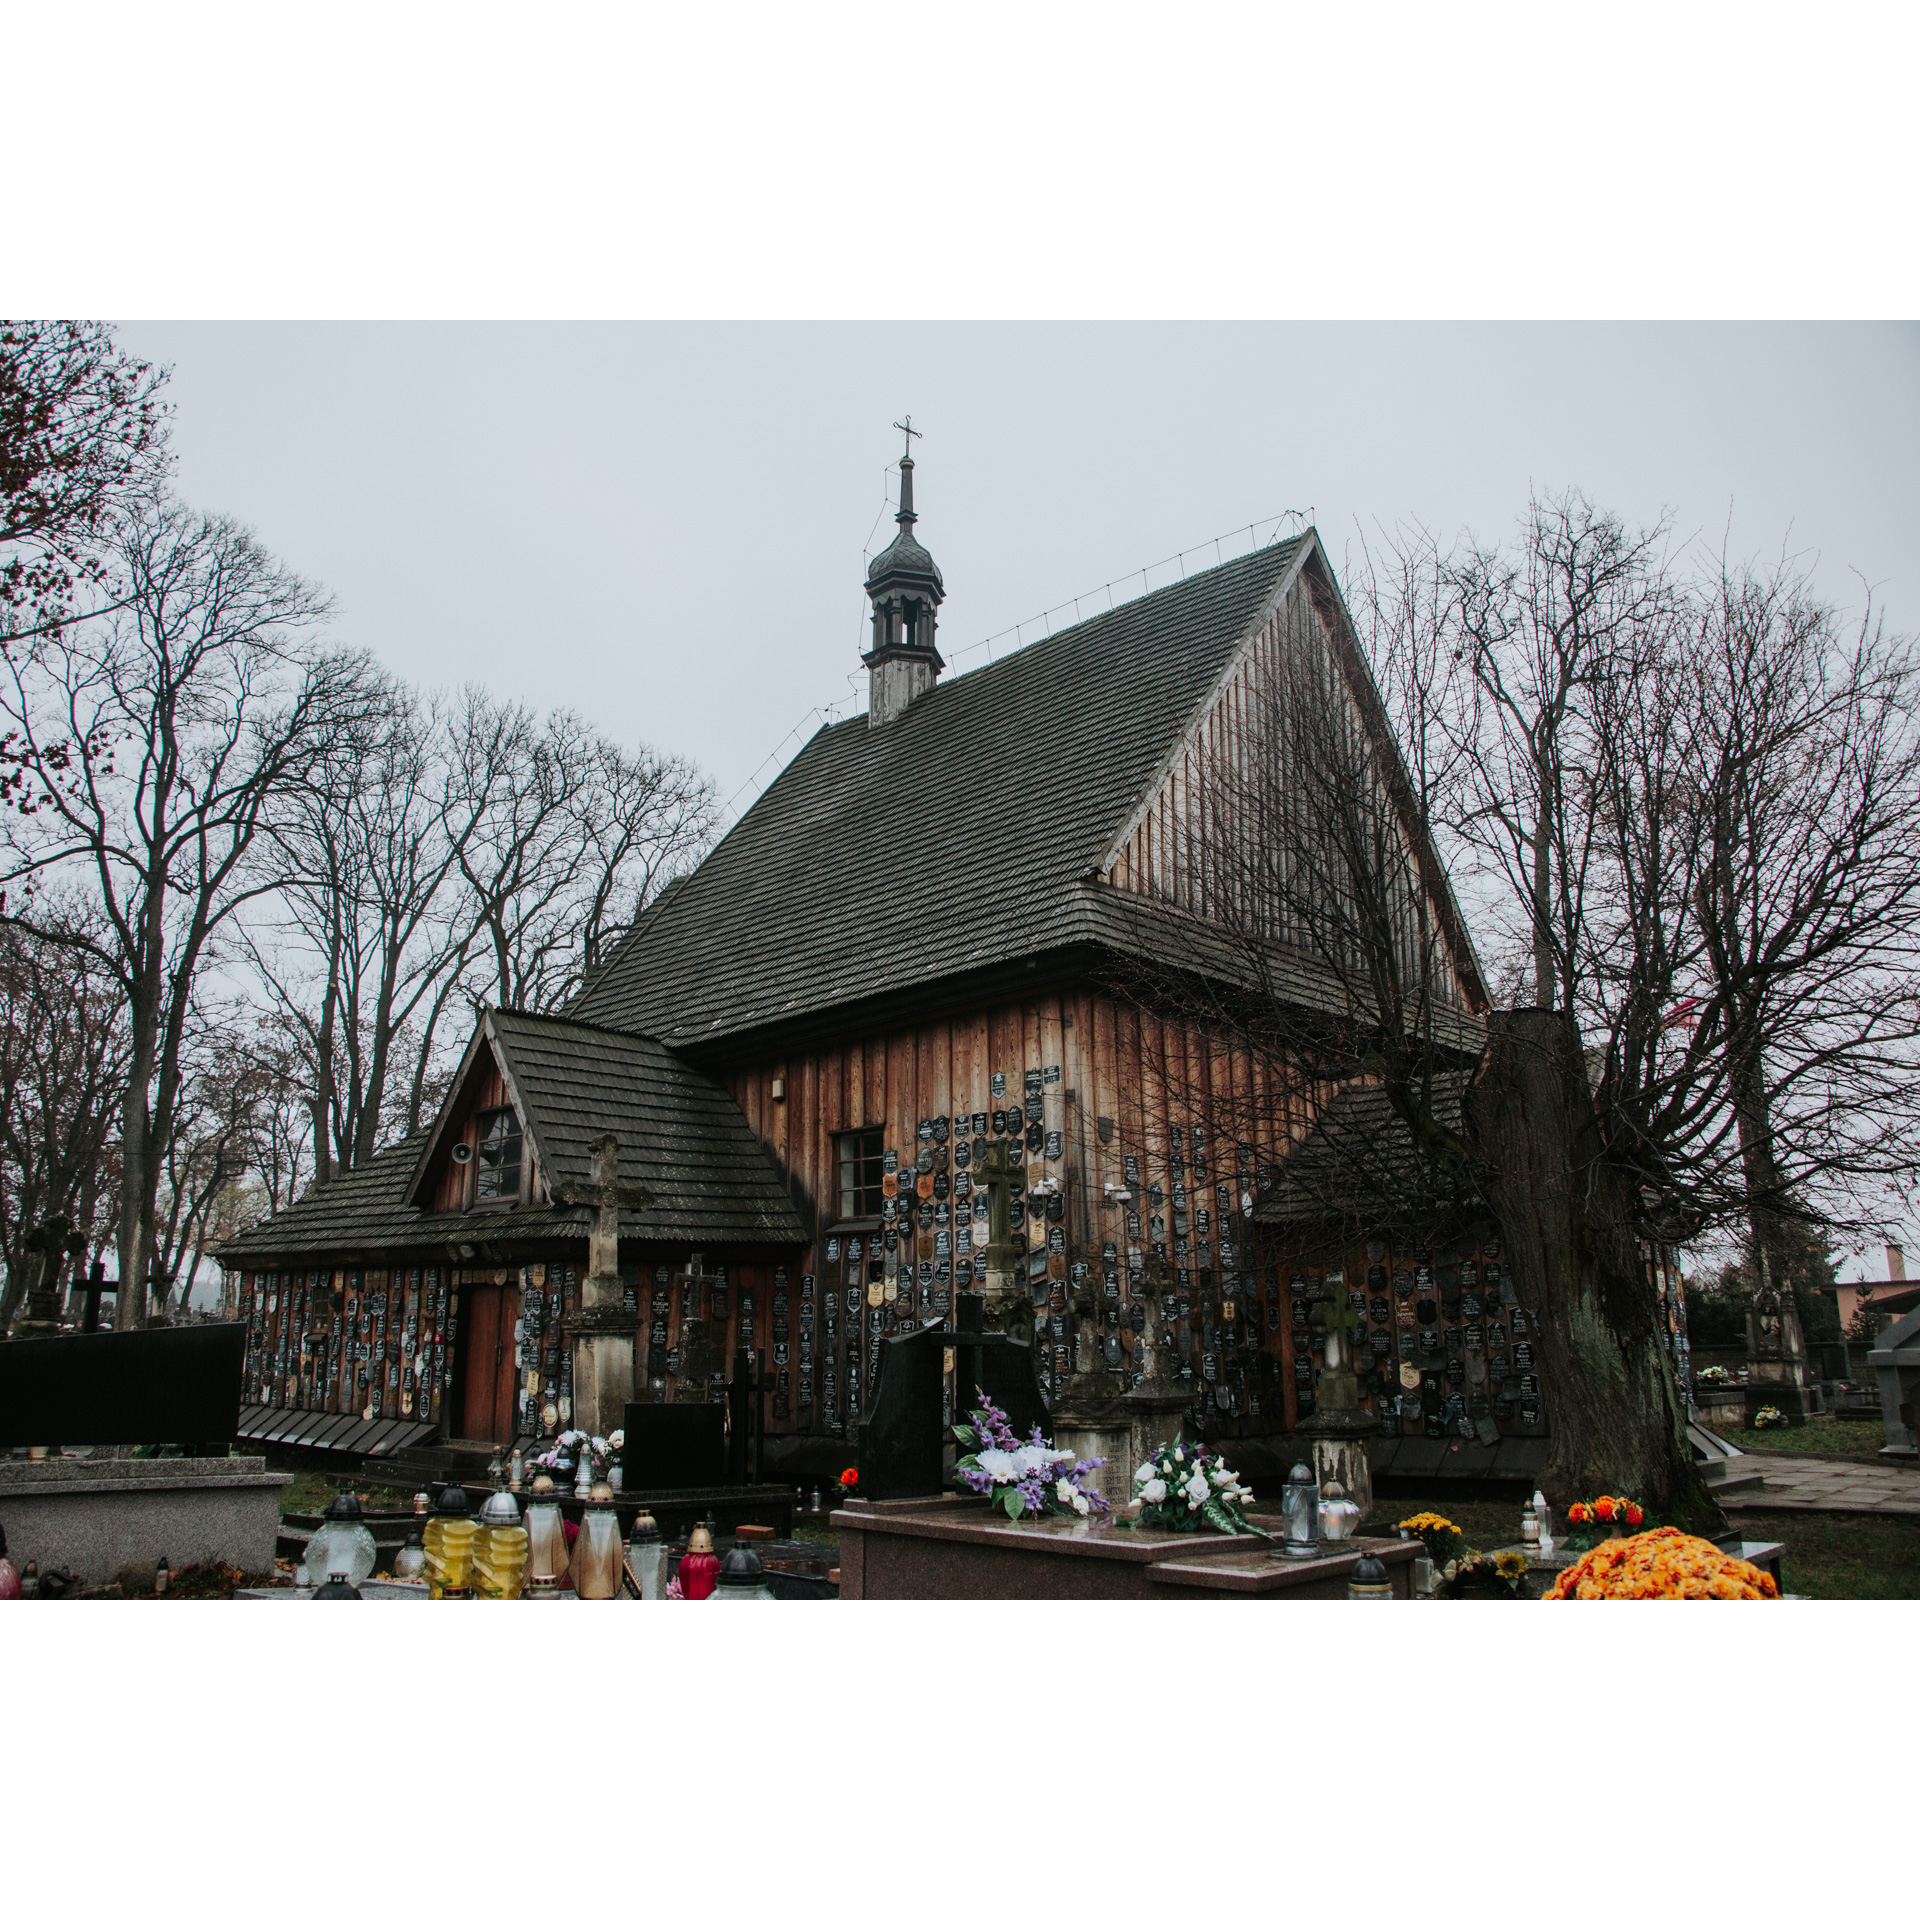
[[1, 320, 171, 638], [0, 902, 131, 1333], [0, 499, 377, 1326]]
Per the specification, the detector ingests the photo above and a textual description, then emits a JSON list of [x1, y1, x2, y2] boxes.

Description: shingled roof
[[569, 536, 1311, 1049], [223, 1008, 806, 1266]]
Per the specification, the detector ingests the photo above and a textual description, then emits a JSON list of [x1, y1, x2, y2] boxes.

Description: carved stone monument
[[552, 1133, 652, 1439], [1296, 1275, 1376, 1520], [1121, 1255, 1193, 1492], [1743, 1252, 1813, 1427]]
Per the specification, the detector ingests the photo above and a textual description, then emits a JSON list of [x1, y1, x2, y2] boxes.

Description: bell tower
[[862, 418, 945, 726]]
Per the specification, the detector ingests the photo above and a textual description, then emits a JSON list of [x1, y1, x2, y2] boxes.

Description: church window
[[474, 1106, 523, 1202], [836, 1128, 885, 1220]]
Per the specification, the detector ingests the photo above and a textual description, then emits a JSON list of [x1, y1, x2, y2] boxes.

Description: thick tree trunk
[[1465, 1008, 1721, 1531]]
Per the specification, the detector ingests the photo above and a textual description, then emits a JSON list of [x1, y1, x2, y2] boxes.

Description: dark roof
[[482, 1008, 803, 1243], [223, 1009, 806, 1267], [1254, 1074, 1472, 1230], [571, 536, 1309, 1047]]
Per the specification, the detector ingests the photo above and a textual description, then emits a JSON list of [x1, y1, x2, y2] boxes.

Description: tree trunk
[[1465, 1007, 1720, 1530]]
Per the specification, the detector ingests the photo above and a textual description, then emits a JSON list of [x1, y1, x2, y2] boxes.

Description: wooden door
[[459, 1282, 522, 1443]]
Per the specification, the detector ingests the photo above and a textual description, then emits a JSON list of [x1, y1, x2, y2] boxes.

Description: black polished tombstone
[[0, 1323, 245, 1452], [620, 1402, 727, 1491], [856, 1296, 1050, 1501]]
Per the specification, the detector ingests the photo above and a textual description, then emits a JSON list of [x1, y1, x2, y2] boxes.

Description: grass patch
[[1724, 1415, 1888, 1458]]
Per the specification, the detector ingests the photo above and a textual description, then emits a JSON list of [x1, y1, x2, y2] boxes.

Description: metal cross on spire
[[893, 415, 922, 459]]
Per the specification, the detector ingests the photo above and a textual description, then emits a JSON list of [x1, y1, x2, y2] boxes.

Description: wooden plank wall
[[725, 986, 1320, 1435], [236, 1263, 453, 1426], [1100, 574, 1471, 1011]]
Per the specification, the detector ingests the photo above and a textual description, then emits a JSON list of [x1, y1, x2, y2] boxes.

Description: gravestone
[[857, 1296, 1050, 1501], [554, 1133, 653, 1437], [0, 1323, 245, 1451], [620, 1402, 727, 1490], [1867, 1299, 1920, 1461], [1296, 1276, 1378, 1519]]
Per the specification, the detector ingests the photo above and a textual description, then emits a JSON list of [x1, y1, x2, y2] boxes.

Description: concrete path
[[1717, 1452, 1920, 1515]]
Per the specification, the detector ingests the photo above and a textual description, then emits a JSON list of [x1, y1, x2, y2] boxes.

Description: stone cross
[[553, 1132, 654, 1312], [74, 1259, 116, 1334], [968, 1137, 1027, 1338], [1316, 1276, 1362, 1374]]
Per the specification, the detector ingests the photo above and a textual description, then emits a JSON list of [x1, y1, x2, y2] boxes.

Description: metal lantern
[[1317, 1480, 1362, 1543], [523, 1475, 569, 1597], [713, 1545, 776, 1602], [303, 1492, 378, 1589], [1278, 1461, 1321, 1558], [1347, 1552, 1393, 1600]]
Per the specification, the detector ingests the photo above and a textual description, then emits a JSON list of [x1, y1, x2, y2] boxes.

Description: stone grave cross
[[553, 1131, 654, 1312], [969, 1137, 1025, 1337]]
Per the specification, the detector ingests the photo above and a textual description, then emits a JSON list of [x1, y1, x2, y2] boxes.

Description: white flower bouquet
[[1123, 1438, 1269, 1538]]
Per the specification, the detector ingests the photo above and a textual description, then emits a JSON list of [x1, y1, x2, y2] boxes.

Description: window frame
[[834, 1126, 885, 1223], [472, 1104, 525, 1206]]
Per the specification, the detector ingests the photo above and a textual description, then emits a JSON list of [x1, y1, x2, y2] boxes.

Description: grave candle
[[570, 1483, 624, 1600], [1278, 1462, 1321, 1558], [624, 1510, 666, 1600], [305, 1492, 378, 1589], [472, 1489, 529, 1600], [422, 1485, 477, 1599], [678, 1522, 720, 1601], [523, 1477, 568, 1597]]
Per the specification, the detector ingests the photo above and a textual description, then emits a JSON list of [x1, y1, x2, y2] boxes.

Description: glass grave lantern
[[523, 1476, 569, 1598], [678, 1522, 721, 1601], [392, 1530, 427, 1582], [1277, 1462, 1321, 1558], [713, 1545, 775, 1602], [1347, 1551, 1393, 1600], [1317, 1480, 1362, 1544], [311, 1571, 363, 1599], [472, 1488, 530, 1600], [570, 1481, 624, 1600], [303, 1492, 378, 1589], [625, 1510, 666, 1601], [422, 1484, 478, 1599]]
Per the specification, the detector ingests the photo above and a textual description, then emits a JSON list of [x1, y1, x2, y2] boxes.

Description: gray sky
[[118, 322, 1920, 811]]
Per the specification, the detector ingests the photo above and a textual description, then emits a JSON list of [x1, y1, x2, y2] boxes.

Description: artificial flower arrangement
[[1438, 1548, 1531, 1598], [1124, 1438, 1268, 1537], [534, 1429, 617, 1476], [1695, 1365, 1734, 1387], [952, 1392, 1109, 1524], [1753, 1404, 1790, 1429], [1546, 1527, 1779, 1600], [1397, 1511, 1463, 1562], [1567, 1494, 1645, 1529]]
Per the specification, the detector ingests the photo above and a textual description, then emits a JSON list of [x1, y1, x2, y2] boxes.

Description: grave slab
[[0, 1454, 291, 1585], [831, 1494, 1418, 1600]]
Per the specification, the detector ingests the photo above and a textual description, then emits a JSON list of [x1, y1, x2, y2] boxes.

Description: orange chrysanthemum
[[1595, 1495, 1617, 1521], [1544, 1527, 1778, 1601]]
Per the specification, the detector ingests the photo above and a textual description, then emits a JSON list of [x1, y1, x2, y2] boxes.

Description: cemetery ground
[[1728, 1415, 1888, 1458], [1380, 1489, 1920, 1599]]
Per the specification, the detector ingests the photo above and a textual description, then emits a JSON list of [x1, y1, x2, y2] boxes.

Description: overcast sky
[[119, 322, 1920, 815], [125, 320, 1920, 1290]]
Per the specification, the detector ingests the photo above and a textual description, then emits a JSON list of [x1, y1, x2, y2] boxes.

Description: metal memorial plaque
[[1415, 1298, 1437, 1325], [1394, 1268, 1415, 1297], [1511, 1309, 1530, 1336], [1369, 1296, 1390, 1325], [1444, 1326, 1462, 1353], [1464, 1324, 1484, 1352], [1366, 1263, 1388, 1292], [1513, 1341, 1535, 1369]]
